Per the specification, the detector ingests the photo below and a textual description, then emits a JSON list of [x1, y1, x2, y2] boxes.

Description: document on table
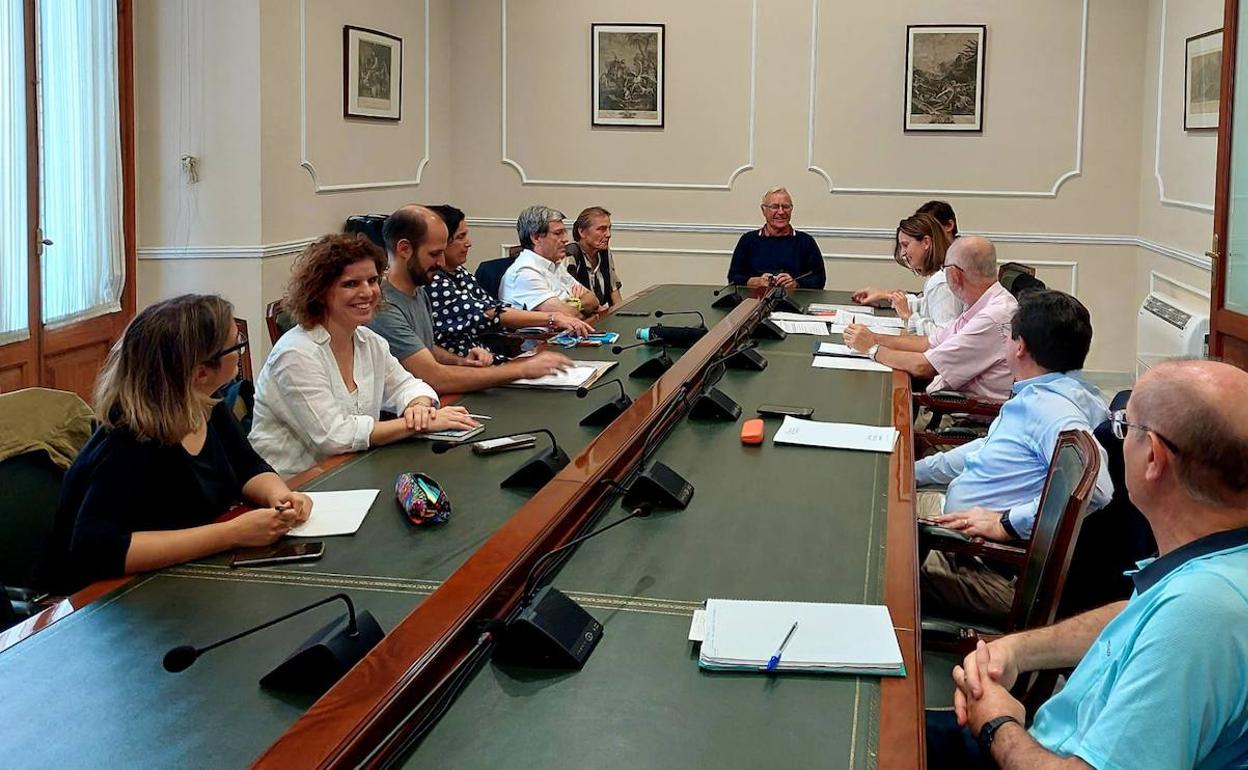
[[828, 323, 902, 336], [815, 342, 868, 357], [807, 303, 873, 316], [774, 319, 830, 336], [288, 489, 381, 537], [811, 355, 892, 373], [698, 599, 904, 676], [773, 415, 898, 453], [506, 360, 616, 390], [852, 313, 906, 328]]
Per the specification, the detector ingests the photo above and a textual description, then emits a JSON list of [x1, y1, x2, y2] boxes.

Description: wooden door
[[0, 0, 136, 401], [1214, 0, 1248, 368]]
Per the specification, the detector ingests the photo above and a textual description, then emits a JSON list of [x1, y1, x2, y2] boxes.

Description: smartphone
[[614, 310, 650, 317], [757, 404, 815, 419], [230, 541, 324, 568], [472, 435, 537, 455]]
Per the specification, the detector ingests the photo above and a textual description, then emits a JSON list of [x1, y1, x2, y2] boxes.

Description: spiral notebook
[[697, 599, 904, 676]]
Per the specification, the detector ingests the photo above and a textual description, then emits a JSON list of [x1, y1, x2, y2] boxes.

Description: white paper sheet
[[773, 416, 898, 453], [811, 356, 892, 373], [850, 313, 906, 328], [774, 319, 830, 336], [827, 323, 902, 336], [807, 303, 873, 316], [816, 342, 868, 357], [770, 311, 835, 323], [288, 489, 381, 537]]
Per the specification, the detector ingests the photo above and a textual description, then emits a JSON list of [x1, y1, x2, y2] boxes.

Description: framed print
[[344, 25, 402, 120], [1185, 28, 1222, 130], [905, 25, 987, 132], [592, 23, 664, 128]]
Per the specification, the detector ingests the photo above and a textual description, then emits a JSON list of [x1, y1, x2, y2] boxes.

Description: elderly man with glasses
[[726, 187, 826, 290], [927, 358, 1248, 770], [845, 235, 1016, 402]]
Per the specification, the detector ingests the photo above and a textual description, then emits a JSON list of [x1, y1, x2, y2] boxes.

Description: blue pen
[[766, 621, 799, 672]]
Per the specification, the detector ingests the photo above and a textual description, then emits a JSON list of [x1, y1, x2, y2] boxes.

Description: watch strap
[[999, 510, 1021, 540], [978, 715, 1020, 751]]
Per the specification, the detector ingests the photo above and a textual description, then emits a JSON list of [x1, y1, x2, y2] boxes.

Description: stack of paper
[[811, 356, 892, 373], [815, 342, 868, 357], [506, 360, 617, 390], [807, 303, 873, 316], [288, 489, 380, 537], [698, 599, 904, 676], [827, 323, 902, 337], [773, 415, 898, 453]]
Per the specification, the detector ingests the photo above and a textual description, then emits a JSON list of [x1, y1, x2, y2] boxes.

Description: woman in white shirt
[[852, 213, 964, 336], [250, 234, 478, 476]]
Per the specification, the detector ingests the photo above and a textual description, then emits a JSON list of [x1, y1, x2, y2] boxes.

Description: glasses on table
[[1109, 408, 1182, 455]]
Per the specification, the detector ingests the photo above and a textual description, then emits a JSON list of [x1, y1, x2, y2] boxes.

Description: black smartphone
[[614, 310, 650, 317], [757, 404, 815, 419], [472, 435, 537, 455], [230, 541, 324, 568]]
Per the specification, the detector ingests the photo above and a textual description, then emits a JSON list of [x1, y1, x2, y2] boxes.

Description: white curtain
[[38, 0, 124, 327], [0, 0, 29, 344]]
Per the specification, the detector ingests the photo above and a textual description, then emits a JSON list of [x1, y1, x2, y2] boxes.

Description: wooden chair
[[913, 389, 1006, 451], [920, 429, 1101, 709], [999, 261, 1046, 298], [233, 318, 253, 383], [265, 299, 296, 345]]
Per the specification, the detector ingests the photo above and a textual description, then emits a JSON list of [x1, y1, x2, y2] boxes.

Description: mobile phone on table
[[472, 435, 537, 455], [614, 310, 650, 317], [756, 404, 815, 419], [230, 541, 325, 568]]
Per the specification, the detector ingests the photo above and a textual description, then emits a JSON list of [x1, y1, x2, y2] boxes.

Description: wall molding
[[806, 0, 1088, 198], [1152, 0, 1216, 213], [137, 220, 1211, 273], [299, 0, 431, 192], [498, 0, 757, 190]]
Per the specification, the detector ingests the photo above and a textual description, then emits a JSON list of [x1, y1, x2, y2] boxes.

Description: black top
[[566, 243, 620, 306], [726, 229, 826, 289], [44, 401, 273, 593]]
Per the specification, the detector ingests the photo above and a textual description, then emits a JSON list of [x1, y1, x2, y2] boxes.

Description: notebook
[[698, 598, 904, 676], [412, 424, 486, 442], [505, 360, 616, 390]]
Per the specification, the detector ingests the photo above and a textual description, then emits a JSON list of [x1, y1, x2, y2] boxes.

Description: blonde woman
[[250, 234, 477, 477], [852, 213, 964, 336], [47, 295, 312, 594]]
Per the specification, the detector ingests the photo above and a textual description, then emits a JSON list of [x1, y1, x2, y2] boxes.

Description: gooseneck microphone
[[613, 338, 676, 379], [612, 339, 661, 355], [713, 281, 741, 297], [652, 309, 707, 328], [435, 429, 569, 488], [577, 378, 633, 427], [576, 377, 626, 401], [520, 501, 654, 605]]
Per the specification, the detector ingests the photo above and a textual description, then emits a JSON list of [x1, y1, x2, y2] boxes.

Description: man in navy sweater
[[726, 186, 826, 289]]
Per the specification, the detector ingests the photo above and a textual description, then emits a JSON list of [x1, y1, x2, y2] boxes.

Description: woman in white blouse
[[852, 213, 964, 336], [250, 234, 478, 477]]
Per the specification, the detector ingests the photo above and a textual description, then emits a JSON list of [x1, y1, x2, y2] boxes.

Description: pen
[[468, 414, 492, 420], [766, 621, 799, 672]]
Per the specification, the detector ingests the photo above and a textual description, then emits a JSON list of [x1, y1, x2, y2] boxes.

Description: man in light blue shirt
[[916, 290, 1112, 620], [928, 359, 1248, 769]]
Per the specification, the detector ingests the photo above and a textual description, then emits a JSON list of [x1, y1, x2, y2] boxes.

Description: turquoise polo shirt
[[1029, 527, 1248, 769]]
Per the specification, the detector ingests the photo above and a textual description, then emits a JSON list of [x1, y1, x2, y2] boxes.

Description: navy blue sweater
[[727, 229, 826, 289]]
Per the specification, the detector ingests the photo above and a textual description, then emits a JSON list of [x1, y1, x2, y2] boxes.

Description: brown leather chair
[[265, 299, 296, 345]]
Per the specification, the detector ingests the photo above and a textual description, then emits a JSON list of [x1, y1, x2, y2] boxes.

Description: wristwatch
[[1000, 510, 1021, 540], [978, 715, 1020, 751], [867, 344, 881, 361]]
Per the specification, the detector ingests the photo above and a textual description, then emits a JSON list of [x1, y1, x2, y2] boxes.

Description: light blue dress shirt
[[1029, 529, 1248, 769], [915, 371, 1112, 538]]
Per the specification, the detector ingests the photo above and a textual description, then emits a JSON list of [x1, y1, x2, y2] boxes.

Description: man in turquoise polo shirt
[[927, 359, 1248, 769]]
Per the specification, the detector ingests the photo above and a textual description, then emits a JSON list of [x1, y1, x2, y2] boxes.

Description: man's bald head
[[946, 236, 998, 281], [383, 204, 443, 257], [1132, 360, 1248, 507]]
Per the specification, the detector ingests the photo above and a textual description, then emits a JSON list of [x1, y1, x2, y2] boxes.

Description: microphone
[[576, 378, 633, 427], [712, 281, 744, 309], [613, 338, 675, 379], [635, 325, 706, 349], [653, 309, 707, 328], [162, 593, 384, 695], [713, 281, 741, 296], [434, 429, 569, 488], [611, 339, 660, 355]]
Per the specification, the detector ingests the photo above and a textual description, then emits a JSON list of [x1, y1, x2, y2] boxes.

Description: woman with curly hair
[[250, 234, 477, 476]]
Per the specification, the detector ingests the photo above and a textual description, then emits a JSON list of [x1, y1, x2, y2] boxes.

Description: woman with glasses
[[852, 213, 964, 335], [45, 295, 312, 594], [726, 187, 826, 290]]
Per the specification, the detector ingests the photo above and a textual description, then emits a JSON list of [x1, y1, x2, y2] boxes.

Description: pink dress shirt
[[923, 282, 1017, 400]]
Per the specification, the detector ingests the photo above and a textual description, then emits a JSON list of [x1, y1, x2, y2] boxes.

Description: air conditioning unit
[[1136, 292, 1209, 377]]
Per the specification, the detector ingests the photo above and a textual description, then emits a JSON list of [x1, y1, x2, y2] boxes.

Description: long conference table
[[0, 284, 923, 769]]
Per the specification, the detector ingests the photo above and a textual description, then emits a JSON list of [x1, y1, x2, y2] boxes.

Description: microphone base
[[259, 610, 384, 696], [500, 445, 571, 488], [711, 291, 743, 310], [495, 586, 603, 669], [772, 293, 805, 314], [726, 347, 768, 371], [690, 387, 742, 422], [622, 461, 694, 510], [579, 394, 633, 427], [751, 318, 788, 341], [628, 352, 675, 379]]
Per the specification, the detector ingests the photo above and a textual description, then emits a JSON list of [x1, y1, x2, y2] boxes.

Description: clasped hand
[[953, 639, 1026, 737]]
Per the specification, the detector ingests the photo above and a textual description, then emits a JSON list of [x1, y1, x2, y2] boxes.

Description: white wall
[[134, 0, 1222, 374]]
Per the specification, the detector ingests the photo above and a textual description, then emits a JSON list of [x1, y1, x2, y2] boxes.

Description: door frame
[[1213, 0, 1248, 356]]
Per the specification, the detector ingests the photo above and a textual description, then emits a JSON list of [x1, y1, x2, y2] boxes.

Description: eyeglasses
[[762, 203, 793, 212], [943, 262, 965, 275], [208, 331, 248, 363], [1109, 409, 1182, 455]]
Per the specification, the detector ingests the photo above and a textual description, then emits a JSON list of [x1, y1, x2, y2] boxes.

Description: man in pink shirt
[[844, 236, 1017, 401]]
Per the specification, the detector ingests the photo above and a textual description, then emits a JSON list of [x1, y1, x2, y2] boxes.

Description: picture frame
[[904, 24, 987, 132], [343, 25, 402, 121], [592, 23, 665, 128], [1184, 28, 1222, 130]]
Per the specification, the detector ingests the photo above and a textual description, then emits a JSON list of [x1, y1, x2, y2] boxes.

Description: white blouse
[[250, 324, 439, 477], [905, 270, 966, 336]]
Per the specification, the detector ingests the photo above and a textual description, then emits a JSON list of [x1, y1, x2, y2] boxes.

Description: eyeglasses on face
[[208, 330, 248, 363], [1109, 409, 1181, 455], [762, 203, 793, 212]]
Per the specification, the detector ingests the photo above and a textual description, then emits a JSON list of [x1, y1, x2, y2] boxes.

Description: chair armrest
[[921, 525, 1028, 569], [916, 390, 1005, 419]]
